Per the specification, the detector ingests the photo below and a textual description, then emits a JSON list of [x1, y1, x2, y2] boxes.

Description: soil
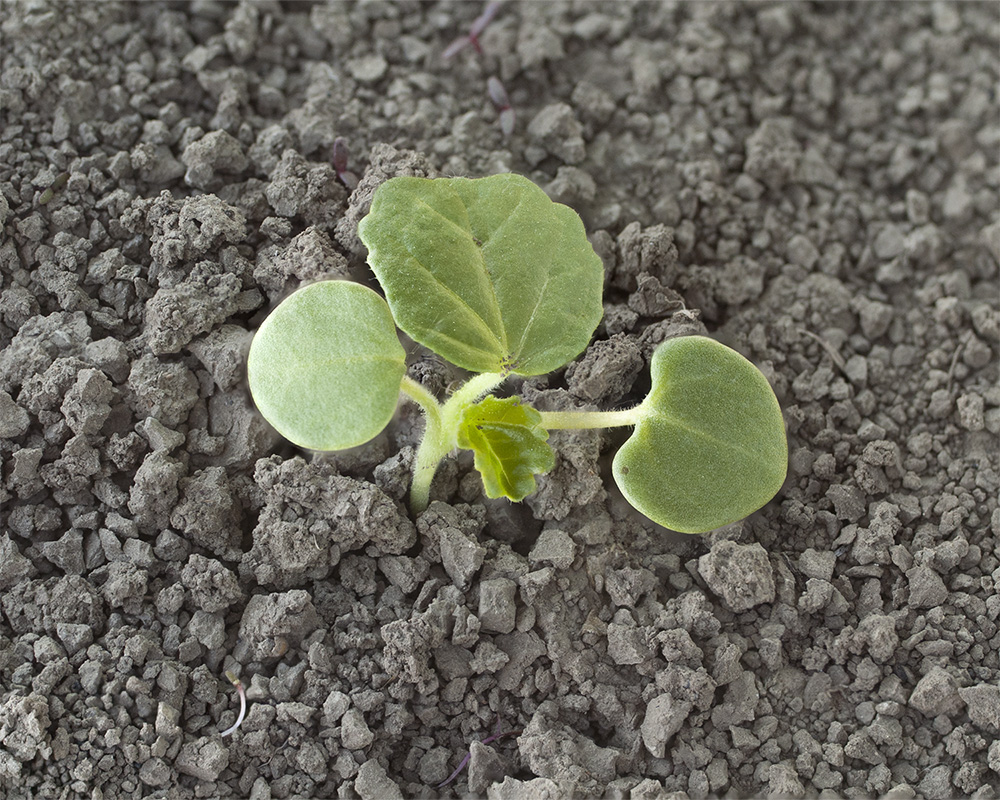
[[1, 2, 998, 799]]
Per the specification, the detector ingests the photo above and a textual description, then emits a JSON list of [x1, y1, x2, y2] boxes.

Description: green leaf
[[457, 395, 556, 501], [357, 174, 604, 376], [247, 281, 406, 451], [613, 336, 787, 534]]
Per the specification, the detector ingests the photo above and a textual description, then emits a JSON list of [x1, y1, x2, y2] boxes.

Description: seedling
[[220, 670, 246, 737], [487, 77, 515, 138], [332, 137, 359, 191], [39, 171, 69, 205], [442, 1, 502, 59], [247, 173, 787, 534], [442, 2, 513, 138]]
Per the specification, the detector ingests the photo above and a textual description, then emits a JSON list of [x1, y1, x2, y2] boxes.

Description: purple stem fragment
[[220, 670, 246, 737], [487, 76, 515, 138], [443, 1, 502, 59], [332, 137, 359, 191], [437, 715, 522, 788]]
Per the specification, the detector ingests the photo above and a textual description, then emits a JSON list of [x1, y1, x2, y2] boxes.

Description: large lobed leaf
[[457, 395, 555, 501], [613, 336, 787, 534], [247, 281, 406, 451], [357, 173, 604, 376]]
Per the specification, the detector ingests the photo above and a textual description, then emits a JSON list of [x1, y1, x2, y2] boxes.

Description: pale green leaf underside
[[357, 174, 604, 376], [457, 395, 555, 501], [247, 281, 406, 451], [613, 336, 787, 534]]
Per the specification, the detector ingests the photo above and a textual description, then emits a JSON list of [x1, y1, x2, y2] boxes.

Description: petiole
[[401, 372, 506, 513], [538, 407, 641, 431]]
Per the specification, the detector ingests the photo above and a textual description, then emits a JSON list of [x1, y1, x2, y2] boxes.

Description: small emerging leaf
[[247, 281, 406, 451], [357, 174, 604, 376], [458, 395, 555, 501], [613, 336, 787, 534]]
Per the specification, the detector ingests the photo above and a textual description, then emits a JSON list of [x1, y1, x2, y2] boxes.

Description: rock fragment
[[176, 737, 229, 781], [744, 118, 802, 190], [906, 565, 948, 609], [237, 590, 321, 662], [909, 667, 964, 717], [0, 311, 91, 393], [341, 707, 375, 750], [0, 693, 52, 761], [145, 261, 243, 355], [181, 130, 248, 189], [698, 541, 775, 613], [958, 684, 1000, 733], [253, 225, 349, 299], [439, 525, 486, 591], [487, 776, 563, 800], [0, 389, 30, 437], [60, 368, 113, 435], [526, 103, 586, 165], [128, 451, 185, 534], [565, 334, 643, 404], [641, 693, 693, 757], [518, 703, 619, 787], [529, 528, 577, 570], [244, 457, 415, 587], [354, 759, 404, 800], [478, 578, 517, 634], [126, 354, 199, 428]]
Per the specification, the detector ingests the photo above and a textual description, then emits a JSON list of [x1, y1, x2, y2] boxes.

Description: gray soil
[[1, 1, 998, 798]]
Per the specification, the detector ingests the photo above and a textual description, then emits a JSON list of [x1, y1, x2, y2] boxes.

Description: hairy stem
[[444, 372, 506, 412], [400, 377, 446, 513], [409, 411, 450, 513], [539, 407, 641, 430], [401, 373, 507, 513], [400, 376, 443, 419]]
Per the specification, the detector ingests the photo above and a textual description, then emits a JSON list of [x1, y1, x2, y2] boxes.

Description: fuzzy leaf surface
[[247, 281, 406, 450], [458, 395, 555, 501], [613, 336, 787, 533], [357, 173, 603, 375]]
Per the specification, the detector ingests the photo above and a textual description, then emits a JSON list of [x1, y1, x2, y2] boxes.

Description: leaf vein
[[650, 412, 771, 465]]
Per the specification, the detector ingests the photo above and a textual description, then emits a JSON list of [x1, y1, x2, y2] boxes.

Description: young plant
[[442, 2, 513, 137], [331, 137, 359, 190], [487, 76, 515, 138], [220, 670, 246, 737], [247, 173, 787, 534], [442, 1, 502, 59]]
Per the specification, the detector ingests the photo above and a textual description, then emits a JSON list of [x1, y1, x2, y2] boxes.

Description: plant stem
[[409, 410, 449, 513], [400, 376, 443, 419], [401, 373, 506, 513], [539, 407, 641, 430], [445, 372, 506, 411], [220, 670, 246, 737], [400, 377, 446, 513]]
